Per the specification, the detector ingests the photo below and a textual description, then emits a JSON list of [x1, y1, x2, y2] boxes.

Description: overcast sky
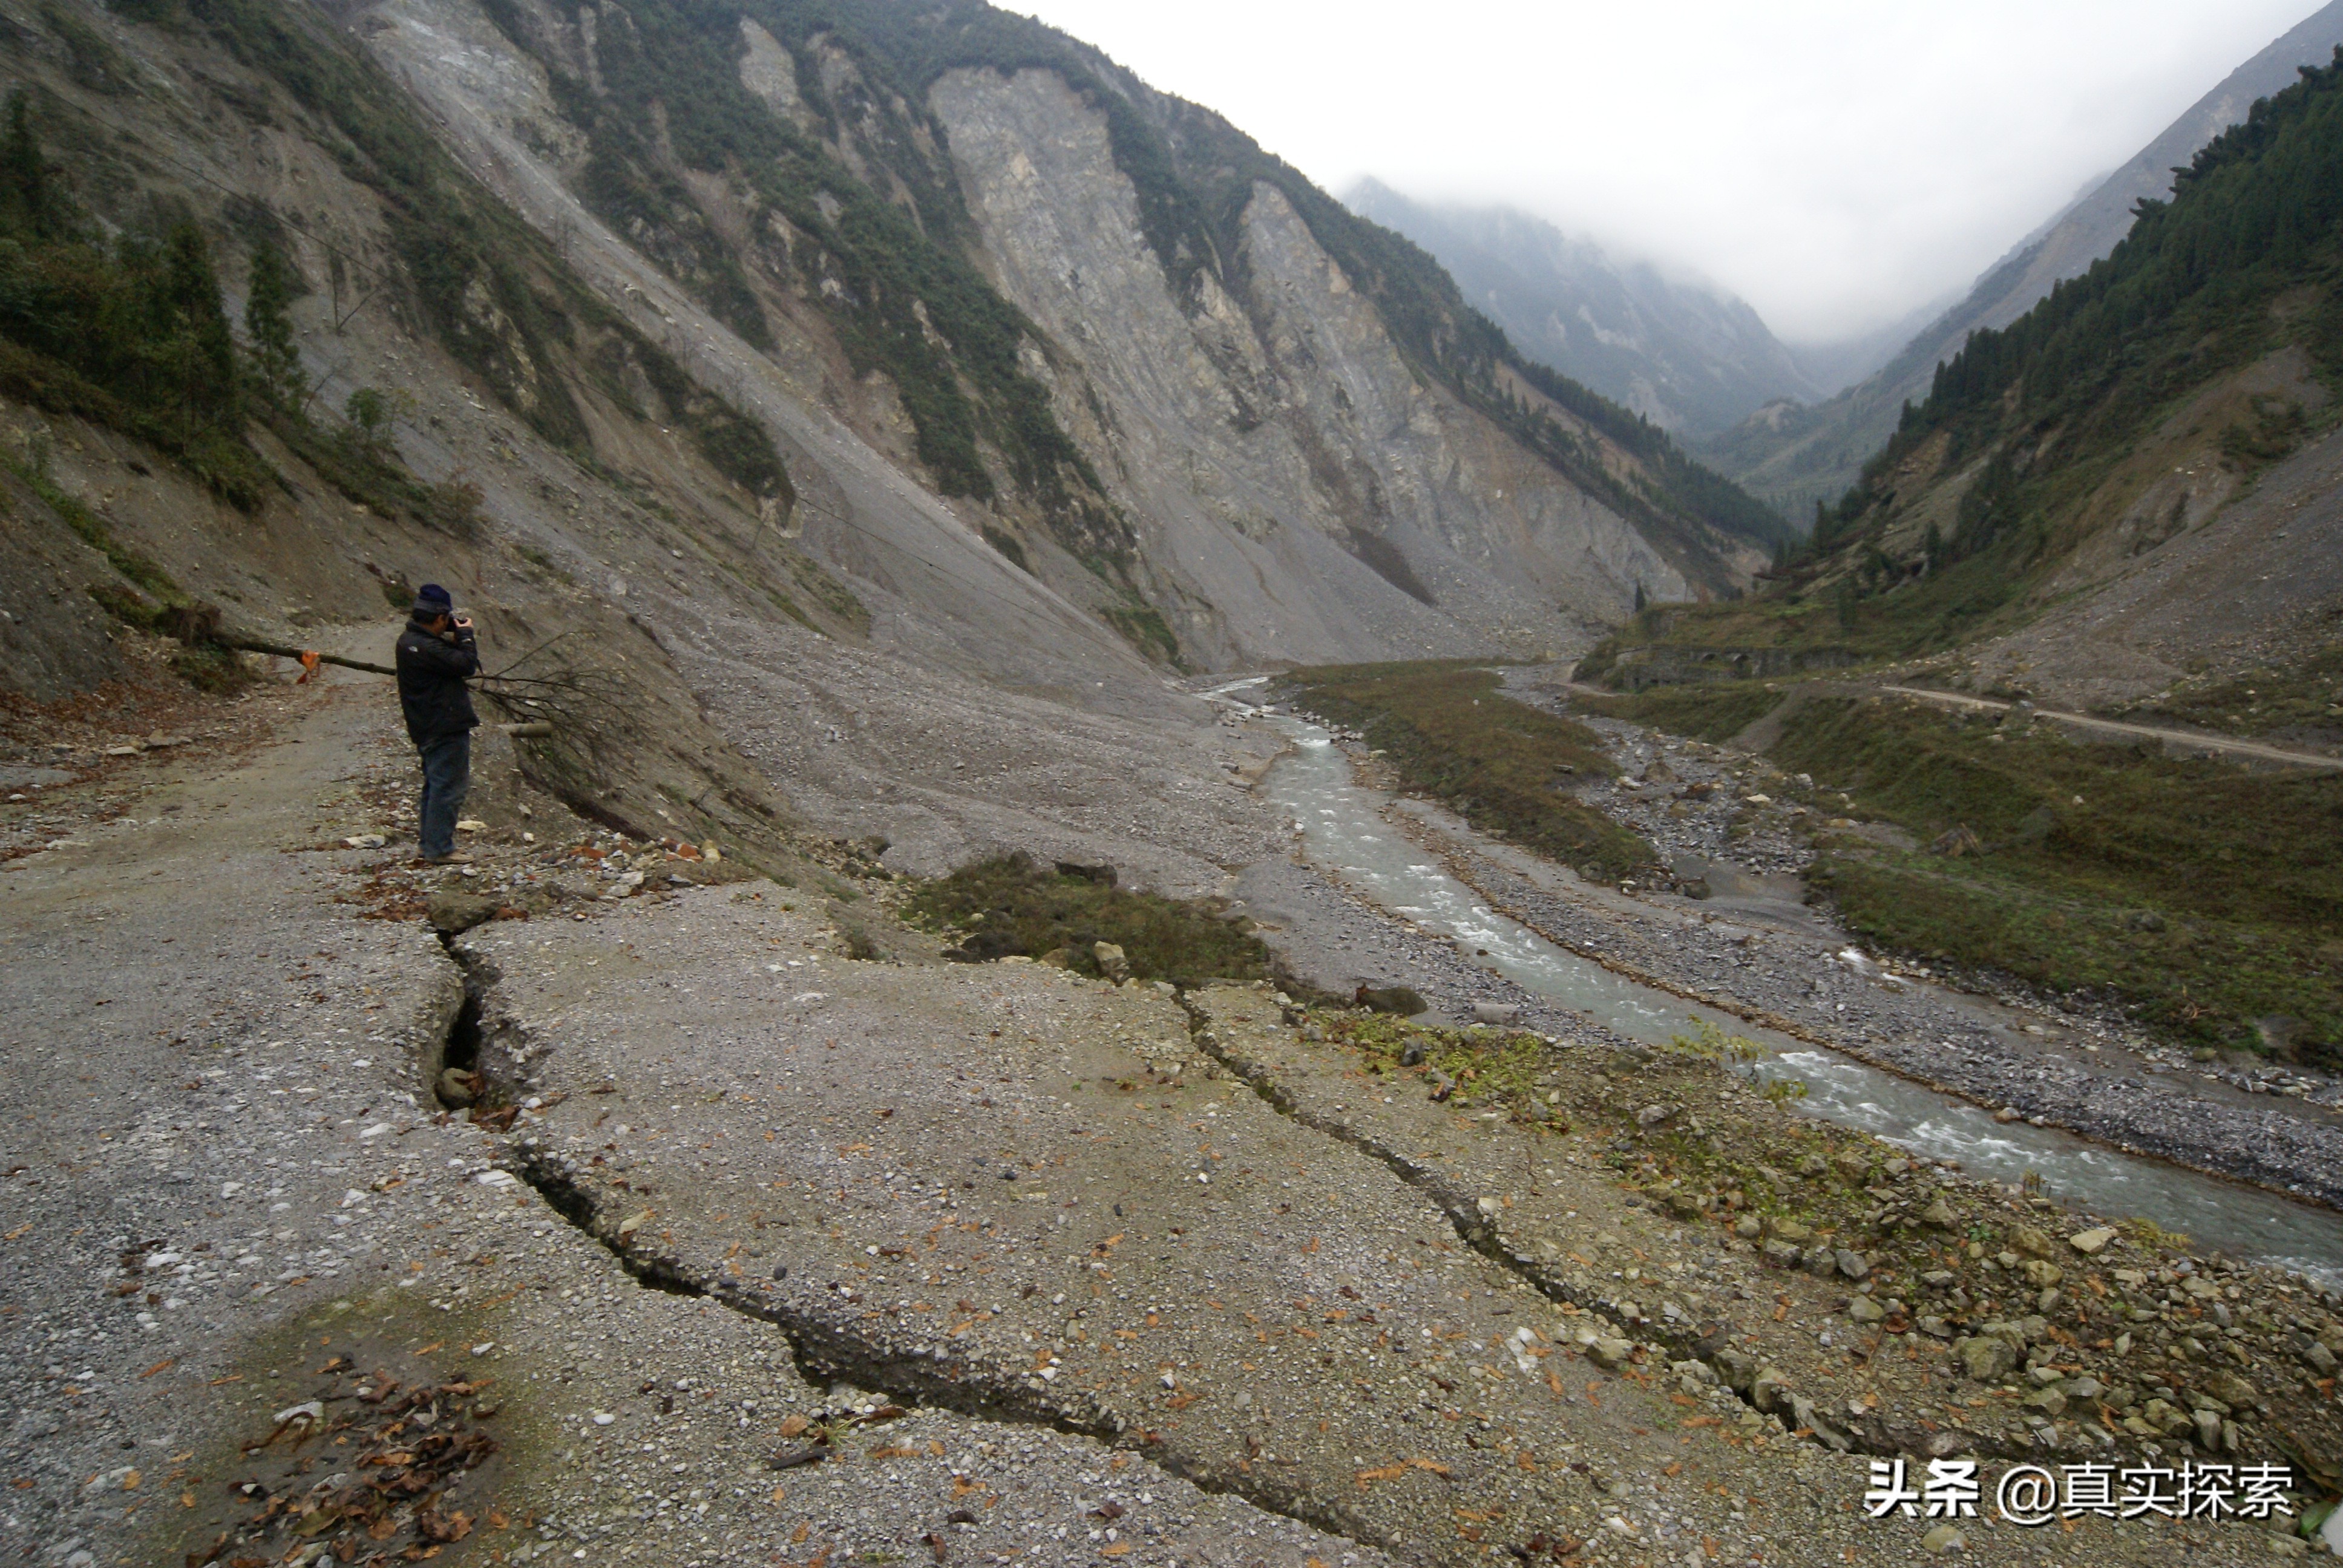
[[1011, 0, 2325, 342]]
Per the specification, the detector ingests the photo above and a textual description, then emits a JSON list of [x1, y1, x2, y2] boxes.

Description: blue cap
[[413, 583, 453, 616]]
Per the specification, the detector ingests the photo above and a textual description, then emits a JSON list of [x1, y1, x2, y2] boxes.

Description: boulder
[[2203, 1370, 2259, 1409], [1957, 1336, 2018, 1382], [1834, 1249, 1870, 1281], [425, 891, 499, 933], [1786, 1393, 1852, 1451], [1471, 1001, 1521, 1026], [2066, 1226, 2117, 1255], [1092, 941, 1131, 982], [1709, 1347, 1756, 1393], [1355, 984, 1427, 1016], [2183, 1397, 2221, 1453], [1586, 1338, 1635, 1372]]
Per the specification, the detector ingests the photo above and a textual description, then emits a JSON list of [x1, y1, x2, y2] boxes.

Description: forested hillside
[[1694, 1, 2343, 526], [1582, 47, 2343, 681]]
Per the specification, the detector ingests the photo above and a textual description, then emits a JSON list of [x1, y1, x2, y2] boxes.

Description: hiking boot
[[425, 852, 475, 866]]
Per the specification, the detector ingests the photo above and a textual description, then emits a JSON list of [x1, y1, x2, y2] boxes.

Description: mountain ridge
[[1581, 44, 2343, 716], [1342, 177, 1826, 439], [1696, 0, 2343, 524], [423, 0, 1789, 661]]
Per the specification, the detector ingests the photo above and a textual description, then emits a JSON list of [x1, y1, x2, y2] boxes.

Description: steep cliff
[[362, 0, 1784, 667]]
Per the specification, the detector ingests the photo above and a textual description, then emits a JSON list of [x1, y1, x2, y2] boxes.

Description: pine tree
[[159, 222, 239, 439], [0, 90, 57, 239], [345, 387, 391, 455], [244, 241, 304, 413]]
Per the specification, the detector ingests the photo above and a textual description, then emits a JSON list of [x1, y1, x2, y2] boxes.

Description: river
[[1226, 688, 2343, 1289]]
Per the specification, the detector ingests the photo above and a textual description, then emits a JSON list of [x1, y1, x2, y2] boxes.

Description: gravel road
[[0, 675, 1372, 1568]]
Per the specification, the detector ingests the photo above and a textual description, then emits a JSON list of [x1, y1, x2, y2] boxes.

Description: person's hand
[[453, 613, 474, 630]]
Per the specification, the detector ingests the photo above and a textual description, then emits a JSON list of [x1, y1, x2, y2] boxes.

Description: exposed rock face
[[734, 18, 802, 120], [361, 0, 1162, 702], [934, 68, 1683, 667]]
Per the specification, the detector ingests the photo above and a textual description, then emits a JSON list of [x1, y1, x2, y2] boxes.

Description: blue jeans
[[416, 731, 471, 859]]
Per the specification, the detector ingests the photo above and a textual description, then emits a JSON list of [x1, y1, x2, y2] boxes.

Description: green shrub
[[903, 852, 1267, 987]]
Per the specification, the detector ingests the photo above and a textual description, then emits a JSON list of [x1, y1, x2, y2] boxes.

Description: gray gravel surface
[[0, 675, 1378, 1568]]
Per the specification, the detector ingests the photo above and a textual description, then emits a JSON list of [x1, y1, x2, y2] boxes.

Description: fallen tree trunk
[[221, 638, 554, 736], [223, 637, 397, 678]]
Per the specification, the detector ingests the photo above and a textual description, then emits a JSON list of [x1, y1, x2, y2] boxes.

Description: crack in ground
[[1176, 993, 2005, 1465], [421, 942, 1389, 1559], [505, 1149, 1389, 1555]]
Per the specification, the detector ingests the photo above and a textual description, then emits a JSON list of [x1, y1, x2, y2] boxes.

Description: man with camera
[[395, 583, 480, 866]]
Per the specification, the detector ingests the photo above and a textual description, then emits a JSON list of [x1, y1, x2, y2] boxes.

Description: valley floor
[[1, 649, 2339, 1568]]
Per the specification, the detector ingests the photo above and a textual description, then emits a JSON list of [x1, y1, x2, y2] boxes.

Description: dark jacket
[[395, 616, 479, 743]]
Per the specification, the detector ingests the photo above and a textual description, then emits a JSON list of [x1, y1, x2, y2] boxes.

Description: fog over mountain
[[1697, 0, 2343, 521], [1346, 181, 1818, 437]]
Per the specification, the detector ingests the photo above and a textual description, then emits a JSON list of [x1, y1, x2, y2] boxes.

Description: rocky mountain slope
[[1345, 178, 1825, 437], [1698, 0, 2343, 523], [0, 0, 1797, 883], [360, 0, 1786, 669]]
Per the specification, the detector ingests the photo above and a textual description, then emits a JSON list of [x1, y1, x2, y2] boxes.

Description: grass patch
[[1325, 1011, 1558, 1126], [2112, 642, 2343, 743], [1103, 598, 1182, 668], [903, 852, 1267, 987], [1755, 694, 2343, 1063], [1276, 661, 1656, 881], [1567, 682, 1785, 743]]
